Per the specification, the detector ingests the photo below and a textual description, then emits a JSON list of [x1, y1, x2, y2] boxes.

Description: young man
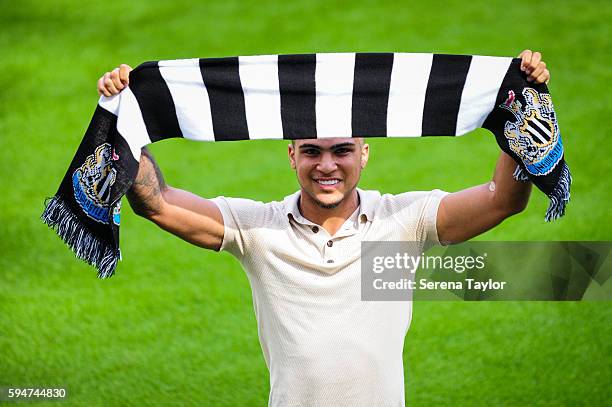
[[98, 51, 550, 406]]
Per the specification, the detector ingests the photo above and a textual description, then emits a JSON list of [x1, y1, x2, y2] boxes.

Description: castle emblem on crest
[[72, 143, 117, 224], [500, 88, 563, 176]]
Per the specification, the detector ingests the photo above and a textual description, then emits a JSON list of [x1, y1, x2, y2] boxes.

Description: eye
[[334, 148, 351, 155], [303, 148, 319, 156]]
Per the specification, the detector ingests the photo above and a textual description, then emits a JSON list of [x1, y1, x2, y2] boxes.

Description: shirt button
[[312, 226, 319, 233], [327, 240, 333, 247], [327, 259, 334, 264]]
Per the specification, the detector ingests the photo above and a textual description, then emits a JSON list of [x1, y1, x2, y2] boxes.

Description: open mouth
[[314, 178, 342, 188]]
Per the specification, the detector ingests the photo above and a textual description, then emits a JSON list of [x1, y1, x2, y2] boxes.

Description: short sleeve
[[210, 196, 269, 258], [421, 189, 449, 250], [384, 189, 449, 249]]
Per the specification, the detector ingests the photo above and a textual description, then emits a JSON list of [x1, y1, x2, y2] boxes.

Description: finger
[[110, 68, 125, 91], [527, 52, 541, 75], [536, 69, 550, 85], [104, 72, 120, 95], [98, 76, 112, 97], [119, 64, 132, 85], [529, 62, 546, 82], [520, 49, 532, 71]]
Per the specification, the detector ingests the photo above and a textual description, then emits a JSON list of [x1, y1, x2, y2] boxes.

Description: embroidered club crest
[[500, 88, 563, 176], [72, 143, 117, 224]]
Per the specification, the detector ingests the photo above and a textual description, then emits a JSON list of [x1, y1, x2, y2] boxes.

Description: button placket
[[323, 238, 337, 264]]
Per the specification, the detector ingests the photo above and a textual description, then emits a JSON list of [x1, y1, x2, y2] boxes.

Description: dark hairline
[[290, 138, 364, 146]]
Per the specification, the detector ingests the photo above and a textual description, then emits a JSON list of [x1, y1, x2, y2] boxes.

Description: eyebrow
[[298, 142, 356, 151]]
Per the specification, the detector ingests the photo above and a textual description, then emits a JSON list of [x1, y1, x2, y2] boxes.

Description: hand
[[518, 50, 550, 84], [97, 64, 133, 96]]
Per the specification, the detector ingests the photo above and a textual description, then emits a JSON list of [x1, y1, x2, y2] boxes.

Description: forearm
[[437, 152, 532, 244], [489, 152, 532, 216], [125, 149, 225, 250]]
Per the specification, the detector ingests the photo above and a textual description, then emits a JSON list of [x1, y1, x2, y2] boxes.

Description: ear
[[360, 142, 369, 169], [288, 143, 297, 170]]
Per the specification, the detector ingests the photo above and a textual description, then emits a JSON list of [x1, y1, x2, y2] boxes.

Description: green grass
[[1, 0, 611, 405]]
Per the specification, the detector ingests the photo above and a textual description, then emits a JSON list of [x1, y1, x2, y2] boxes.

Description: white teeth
[[317, 179, 340, 185]]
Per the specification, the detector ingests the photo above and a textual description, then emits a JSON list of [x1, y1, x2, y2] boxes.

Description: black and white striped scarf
[[42, 53, 571, 278]]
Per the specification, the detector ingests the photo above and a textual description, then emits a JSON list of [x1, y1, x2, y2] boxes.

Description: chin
[[314, 198, 342, 209], [312, 192, 345, 209]]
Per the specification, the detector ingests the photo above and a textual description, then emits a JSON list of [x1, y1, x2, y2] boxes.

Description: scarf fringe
[[544, 162, 572, 222], [513, 165, 530, 182], [41, 196, 119, 278]]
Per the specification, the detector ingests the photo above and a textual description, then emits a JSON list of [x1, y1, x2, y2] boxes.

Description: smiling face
[[288, 138, 369, 210]]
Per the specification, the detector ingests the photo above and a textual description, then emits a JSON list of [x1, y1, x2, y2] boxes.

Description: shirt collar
[[283, 188, 377, 225]]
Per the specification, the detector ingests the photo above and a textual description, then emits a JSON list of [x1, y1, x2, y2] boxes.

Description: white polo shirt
[[212, 188, 447, 407]]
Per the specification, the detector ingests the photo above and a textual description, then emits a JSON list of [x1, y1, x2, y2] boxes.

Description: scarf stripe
[[200, 57, 250, 141], [314, 53, 356, 138], [456, 56, 513, 135], [129, 61, 183, 142], [422, 54, 472, 136], [159, 58, 216, 141], [278, 54, 317, 139], [352, 53, 395, 138], [386, 53, 433, 137], [239, 55, 284, 140], [100, 88, 150, 160]]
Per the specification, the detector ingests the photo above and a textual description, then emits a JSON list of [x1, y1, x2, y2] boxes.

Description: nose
[[316, 151, 338, 174]]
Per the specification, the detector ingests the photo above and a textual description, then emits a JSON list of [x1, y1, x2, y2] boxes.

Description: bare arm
[[127, 148, 225, 251], [436, 152, 532, 244]]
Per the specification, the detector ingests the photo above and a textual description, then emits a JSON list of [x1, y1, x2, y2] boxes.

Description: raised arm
[[436, 152, 532, 244], [128, 148, 225, 251], [435, 49, 550, 244], [97, 64, 225, 250]]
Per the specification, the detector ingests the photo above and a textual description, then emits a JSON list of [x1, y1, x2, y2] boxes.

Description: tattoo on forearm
[[127, 148, 167, 217]]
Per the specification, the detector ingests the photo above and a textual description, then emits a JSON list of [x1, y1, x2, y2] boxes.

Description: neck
[[298, 189, 359, 235]]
